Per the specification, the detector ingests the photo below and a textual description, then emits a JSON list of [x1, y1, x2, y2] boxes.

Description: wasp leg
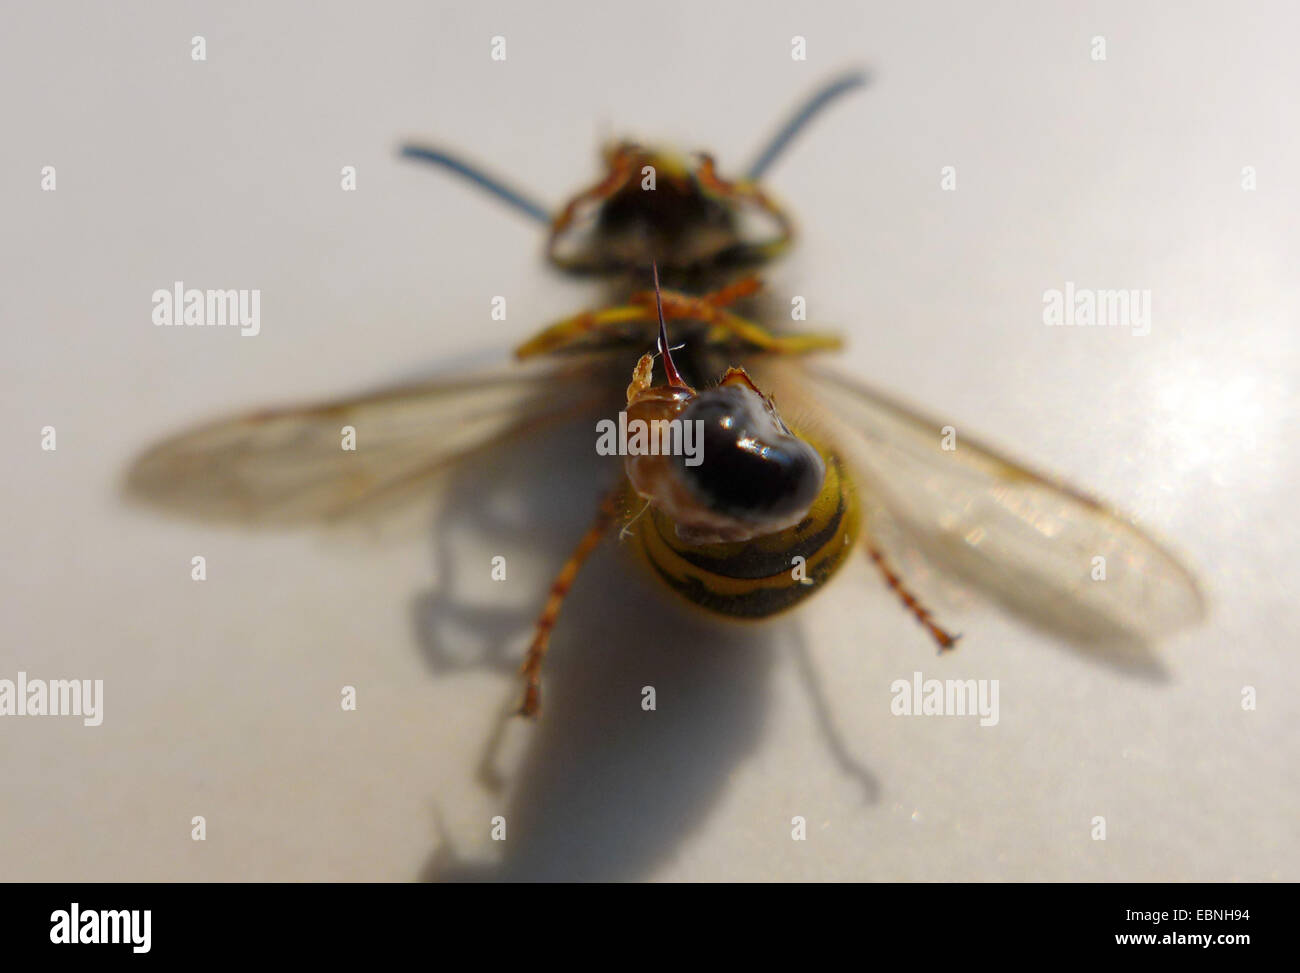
[[514, 279, 841, 359], [863, 541, 961, 650], [653, 289, 841, 355], [661, 273, 763, 309], [545, 148, 637, 238], [514, 304, 649, 358], [516, 485, 623, 717]]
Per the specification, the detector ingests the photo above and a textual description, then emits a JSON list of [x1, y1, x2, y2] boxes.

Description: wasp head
[[400, 73, 868, 280], [547, 143, 793, 276]]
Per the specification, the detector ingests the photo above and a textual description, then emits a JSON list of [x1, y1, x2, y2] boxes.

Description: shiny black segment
[[679, 387, 825, 522]]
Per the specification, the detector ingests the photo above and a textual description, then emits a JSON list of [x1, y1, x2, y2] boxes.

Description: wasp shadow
[[409, 414, 806, 881]]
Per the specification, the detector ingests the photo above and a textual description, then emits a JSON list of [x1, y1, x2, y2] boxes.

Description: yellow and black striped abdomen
[[633, 450, 860, 618]]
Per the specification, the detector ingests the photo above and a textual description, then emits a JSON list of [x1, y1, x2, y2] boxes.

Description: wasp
[[127, 72, 1204, 719]]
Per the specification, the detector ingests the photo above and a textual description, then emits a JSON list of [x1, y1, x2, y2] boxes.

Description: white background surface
[[2, 0, 1297, 881]]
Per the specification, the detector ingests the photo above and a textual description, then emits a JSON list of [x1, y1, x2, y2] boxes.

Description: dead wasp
[[127, 72, 1204, 718]]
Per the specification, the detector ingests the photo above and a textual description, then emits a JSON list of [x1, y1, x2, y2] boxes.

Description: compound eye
[[678, 388, 825, 523]]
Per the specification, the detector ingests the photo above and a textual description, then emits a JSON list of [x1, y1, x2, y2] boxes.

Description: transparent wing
[[125, 358, 613, 525], [765, 360, 1205, 643]]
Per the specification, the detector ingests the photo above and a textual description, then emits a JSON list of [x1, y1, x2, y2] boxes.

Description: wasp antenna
[[652, 260, 688, 389], [399, 144, 553, 225], [745, 70, 871, 181]]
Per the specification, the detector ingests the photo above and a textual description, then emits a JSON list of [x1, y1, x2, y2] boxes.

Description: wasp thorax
[[625, 365, 826, 544]]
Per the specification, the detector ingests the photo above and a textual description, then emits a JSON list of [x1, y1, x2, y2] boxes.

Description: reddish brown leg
[[516, 488, 622, 717], [628, 273, 761, 313], [863, 542, 961, 650], [701, 274, 762, 307]]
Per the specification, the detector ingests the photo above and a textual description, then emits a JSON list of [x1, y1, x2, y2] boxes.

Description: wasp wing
[[125, 358, 613, 525], [767, 360, 1205, 644]]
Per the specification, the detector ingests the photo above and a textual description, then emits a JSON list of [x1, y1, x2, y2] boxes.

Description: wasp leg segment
[[514, 278, 841, 359], [863, 541, 961, 651], [663, 273, 763, 309], [545, 149, 637, 237], [650, 289, 841, 355], [514, 305, 648, 358], [516, 486, 622, 717]]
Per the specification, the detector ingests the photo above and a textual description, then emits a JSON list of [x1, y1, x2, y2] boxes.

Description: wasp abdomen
[[634, 450, 859, 619]]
